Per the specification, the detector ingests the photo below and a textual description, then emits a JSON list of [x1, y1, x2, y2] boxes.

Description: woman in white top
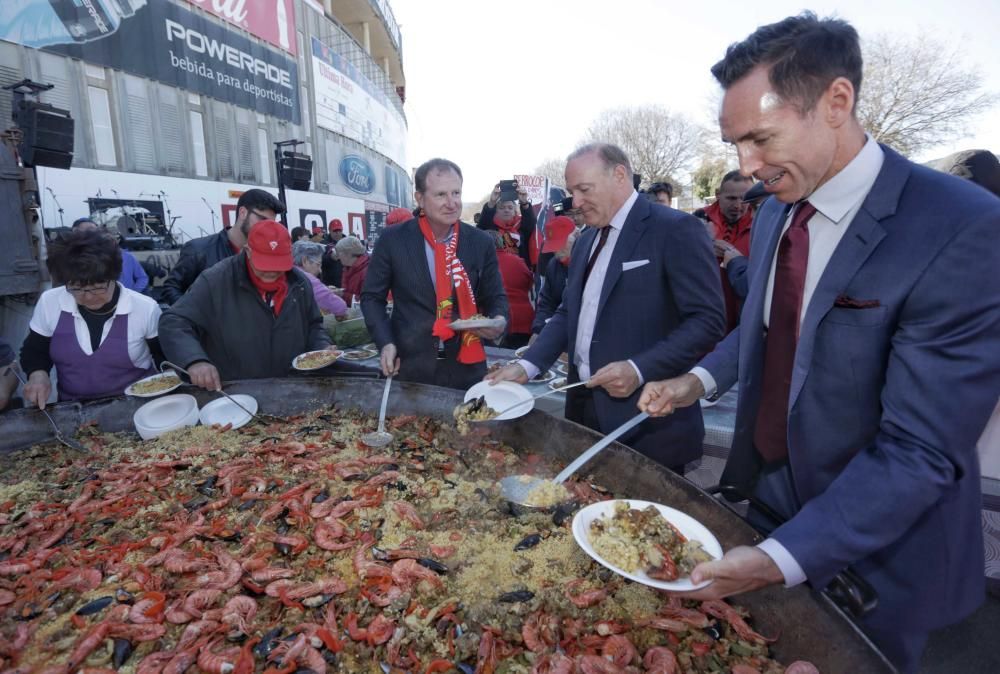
[[20, 230, 162, 408]]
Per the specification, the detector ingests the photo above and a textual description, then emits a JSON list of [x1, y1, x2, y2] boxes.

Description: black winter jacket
[[158, 252, 330, 381], [161, 230, 237, 305]]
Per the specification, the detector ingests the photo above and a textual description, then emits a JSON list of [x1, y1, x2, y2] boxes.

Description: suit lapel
[[596, 198, 648, 319], [404, 221, 436, 310], [788, 146, 908, 410]]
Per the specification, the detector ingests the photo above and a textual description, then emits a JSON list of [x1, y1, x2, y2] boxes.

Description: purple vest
[[50, 310, 153, 401]]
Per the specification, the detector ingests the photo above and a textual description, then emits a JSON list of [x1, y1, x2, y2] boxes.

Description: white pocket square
[[622, 259, 650, 271]]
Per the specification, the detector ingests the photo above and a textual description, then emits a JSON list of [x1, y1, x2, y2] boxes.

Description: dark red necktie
[[754, 201, 816, 462], [582, 226, 610, 287]]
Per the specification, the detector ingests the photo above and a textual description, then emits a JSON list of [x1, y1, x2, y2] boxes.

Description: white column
[[361, 22, 371, 54]]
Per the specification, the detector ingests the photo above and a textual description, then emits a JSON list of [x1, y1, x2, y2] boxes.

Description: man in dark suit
[[361, 158, 508, 390], [638, 13, 1000, 673], [489, 143, 726, 471]]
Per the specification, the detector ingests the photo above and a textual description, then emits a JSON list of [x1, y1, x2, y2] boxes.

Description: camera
[[498, 179, 519, 203], [553, 196, 574, 214]]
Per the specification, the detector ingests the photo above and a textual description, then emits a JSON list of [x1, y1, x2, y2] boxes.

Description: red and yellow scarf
[[418, 216, 485, 364]]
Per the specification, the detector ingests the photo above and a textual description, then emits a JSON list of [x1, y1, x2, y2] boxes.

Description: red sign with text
[[182, 0, 297, 56]]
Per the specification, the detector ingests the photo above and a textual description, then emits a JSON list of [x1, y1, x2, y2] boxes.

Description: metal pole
[[274, 144, 287, 227]]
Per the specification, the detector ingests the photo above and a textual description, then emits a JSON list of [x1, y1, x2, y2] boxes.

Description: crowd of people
[[1, 11, 999, 673]]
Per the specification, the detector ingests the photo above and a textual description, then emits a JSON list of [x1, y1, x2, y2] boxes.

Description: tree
[[584, 105, 706, 187], [691, 156, 732, 201], [858, 34, 998, 156], [532, 157, 567, 187]]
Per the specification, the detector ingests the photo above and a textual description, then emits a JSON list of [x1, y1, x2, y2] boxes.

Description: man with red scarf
[[361, 158, 509, 390], [703, 170, 755, 333], [159, 220, 334, 390], [478, 182, 537, 268]]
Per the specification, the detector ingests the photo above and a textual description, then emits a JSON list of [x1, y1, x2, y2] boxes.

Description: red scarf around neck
[[245, 256, 289, 316], [493, 213, 521, 235], [418, 216, 485, 364]]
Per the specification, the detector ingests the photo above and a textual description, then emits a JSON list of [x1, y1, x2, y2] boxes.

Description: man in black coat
[[361, 158, 509, 390], [161, 189, 285, 305], [159, 221, 332, 390]]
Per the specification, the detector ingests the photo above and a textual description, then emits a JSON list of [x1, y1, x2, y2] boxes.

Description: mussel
[[312, 489, 330, 504], [514, 534, 541, 551], [115, 588, 135, 604], [196, 475, 218, 496], [183, 496, 208, 511], [497, 590, 535, 603], [238, 498, 259, 511], [416, 558, 448, 574], [112, 638, 134, 668], [254, 627, 284, 658], [76, 595, 114, 616]]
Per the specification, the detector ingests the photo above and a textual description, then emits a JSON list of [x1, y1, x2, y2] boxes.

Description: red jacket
[[341, 253, 370, 307], [704, 201, 753, 333], [496, 250, 535, 335]]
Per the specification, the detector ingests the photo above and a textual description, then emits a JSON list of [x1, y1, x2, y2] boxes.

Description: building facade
[[0, 0, 409, 245]]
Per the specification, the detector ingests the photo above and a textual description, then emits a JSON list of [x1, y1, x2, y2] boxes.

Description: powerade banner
[[0, 0, 300, 124]]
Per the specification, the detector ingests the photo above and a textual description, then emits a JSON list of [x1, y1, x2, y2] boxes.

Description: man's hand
[[380, 343, 400, 377], [488, 184, 502, 208], [485, 361, 528, 385], [471, 316, 506, 341], [713, 240, 744, 267], [187, 361, 222, 391], [587, 361, 641, 398], [668, 546, 785, 600], [638, 374, 704, 416], [325, 344, 340, 352], [23, 370, 52, 410]]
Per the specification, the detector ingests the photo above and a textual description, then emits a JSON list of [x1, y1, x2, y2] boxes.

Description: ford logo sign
[[339, 155, 375, 194]]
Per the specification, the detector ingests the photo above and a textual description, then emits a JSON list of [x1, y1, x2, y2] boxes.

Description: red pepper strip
[[262, 662, 297, 674], [70, 613, 87, 629], [425, 660, 453, 674], [345, 612, 367, 641], [691, 641, 711, 657], [233, 637, 260, 674], [142, 591, 166, 618], [316, 627, 343, 653]]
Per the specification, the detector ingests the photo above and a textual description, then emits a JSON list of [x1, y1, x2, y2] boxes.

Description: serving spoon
[[361, 375, 393, 448], [5, 366, 87, 452]]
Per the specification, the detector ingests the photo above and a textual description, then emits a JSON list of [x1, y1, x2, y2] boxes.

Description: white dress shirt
[[693, 136, 885, 586], [520, 191, 643, 383]]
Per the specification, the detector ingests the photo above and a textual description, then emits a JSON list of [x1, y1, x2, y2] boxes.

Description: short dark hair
[[711, 12, 863, 113], [46, 229, 122, 286], [719, 170, 752, 189], [414, 158, 463, 193], [71, 217, 97, 229], [290, 226, 308, 241], [648, 182, 673, 198], [236, 188, 286, 216]]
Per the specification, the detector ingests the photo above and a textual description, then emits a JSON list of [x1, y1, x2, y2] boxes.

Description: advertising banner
[[311, 36, 406, 169], [180, 0, 297, 56], [0, 0, 300, 123]]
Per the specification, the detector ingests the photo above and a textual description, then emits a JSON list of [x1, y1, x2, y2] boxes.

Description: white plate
[[342, 349, 377, 361], [572, 499, 723, 591], [530, 370, 555, 384], [133, 394, 199, 440], [550, 377, 568, 391], [553, 362, 570, 375], [449, 317, 504, 330], [125, 372, 183, 397], [464, 381, 534, 420], [292, 350, 343, 371], [198, 394, 258, 430]]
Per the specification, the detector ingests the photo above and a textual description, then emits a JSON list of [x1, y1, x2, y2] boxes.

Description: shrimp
[[642, 646, 678, 674], [564, 578, 607, 608], [391, 501, 425, 529], [250, 566, 295, 583], [601, 635, 637, 668], [67, 623, 111, 670], [700, 600, 777, 644], [221, 596, 257, 634], [530, 653, 575, 674], [194, 546, 242, 590], [577, 654, 627, 674], [183, 589, 222, 618], [391, 558, 443, 592], [197, 638, 239, 674], [314, 520, 355, 551]]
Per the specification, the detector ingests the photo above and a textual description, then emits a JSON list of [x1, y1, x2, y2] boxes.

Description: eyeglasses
[[66, 280, 113, 297], [249, 209, 274, 222]]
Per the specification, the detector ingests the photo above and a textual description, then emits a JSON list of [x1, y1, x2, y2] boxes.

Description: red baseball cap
[[542, 216, 576, 254], [386, 207, 413, 226], [247, 220, 293, 272], [311, 225, 325, 235], [328, 218, 344, 232]]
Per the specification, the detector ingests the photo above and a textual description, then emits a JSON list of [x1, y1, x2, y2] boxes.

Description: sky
[[390, 0, 1000, 201]]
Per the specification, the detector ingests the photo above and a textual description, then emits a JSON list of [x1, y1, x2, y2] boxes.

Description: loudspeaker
[[281, 152, 312, 191], [15, 100, 74, 169]]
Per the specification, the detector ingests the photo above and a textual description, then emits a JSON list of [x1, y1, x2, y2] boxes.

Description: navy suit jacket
[[524, 197, 726, 466], [701, 146, 1000, 632]]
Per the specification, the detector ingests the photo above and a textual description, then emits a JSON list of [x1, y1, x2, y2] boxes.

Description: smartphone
[[498, 179, 519, 203]]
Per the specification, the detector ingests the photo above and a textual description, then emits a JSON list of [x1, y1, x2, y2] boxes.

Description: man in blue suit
[[489, 143, 725, 471], [638, 13, 1000, 673]]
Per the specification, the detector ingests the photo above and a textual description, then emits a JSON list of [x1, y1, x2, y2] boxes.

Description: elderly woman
[[20, 230, 162, 408], [293, 241, 348, 319], [336, 236, 370, 307]]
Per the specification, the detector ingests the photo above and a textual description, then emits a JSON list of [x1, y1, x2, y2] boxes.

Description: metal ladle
[[361, 374, 393, 448], [160, 361, 282, 424], [471, 379, 589, 422], [501, 411, 650, 506], [5, 366, 87, 452]]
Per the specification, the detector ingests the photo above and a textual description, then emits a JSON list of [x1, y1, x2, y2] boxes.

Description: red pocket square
[[834, 295, 881, 309]]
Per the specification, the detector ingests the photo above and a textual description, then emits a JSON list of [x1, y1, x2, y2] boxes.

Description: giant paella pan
[[0, 378, 893, 673]]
